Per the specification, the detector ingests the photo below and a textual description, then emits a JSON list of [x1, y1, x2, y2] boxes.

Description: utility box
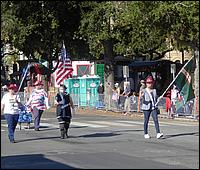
[[64, 78, 80, 106], [79, 76, 100, 107], [95, 64, 104, 84], [64, 76, 100, 107]]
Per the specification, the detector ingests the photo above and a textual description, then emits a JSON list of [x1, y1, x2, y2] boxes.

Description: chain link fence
[[1, 91, 198, 119]]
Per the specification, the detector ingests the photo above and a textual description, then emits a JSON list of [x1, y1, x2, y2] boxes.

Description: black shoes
[[60, 134, 69, 139], [35, 128, 40, 131]]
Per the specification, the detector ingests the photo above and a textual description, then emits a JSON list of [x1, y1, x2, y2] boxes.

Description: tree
[[78, 1, 199, 107], [1, 1, 89, 75], [114, 1, 199, 59], [78, 1, 122, 107]]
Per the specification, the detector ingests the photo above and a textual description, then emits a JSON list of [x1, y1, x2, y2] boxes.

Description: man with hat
[[1, 83, 22, 143], [26, 80, 49, 131], [140, 76, 163, 139]]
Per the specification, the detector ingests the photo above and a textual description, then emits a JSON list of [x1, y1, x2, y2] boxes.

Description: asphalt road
[[1, 110, 199, 169]]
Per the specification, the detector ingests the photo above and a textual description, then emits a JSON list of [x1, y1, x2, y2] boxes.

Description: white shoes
[[144, 133, 164, 139], [144, 134, 150, 139], [156, 133, 164, 139]]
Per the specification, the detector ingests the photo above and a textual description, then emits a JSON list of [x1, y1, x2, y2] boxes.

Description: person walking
[[141, 76, 163, 139], [137, 79, 146, 112], [109, 82, 121, 110], [26, 81, 49, 131], [1, 83, 22, 143], [171, 84, 179, 116], [55, 84, 75, 139], [122, 82, 131, 115], [97, 82, 104, 106], [165, 90, 172, 118]]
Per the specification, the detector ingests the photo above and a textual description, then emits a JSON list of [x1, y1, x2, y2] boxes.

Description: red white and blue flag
[[55, 43, 73, 85]]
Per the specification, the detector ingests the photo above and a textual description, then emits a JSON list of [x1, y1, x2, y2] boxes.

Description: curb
[[44, 107, 199, 122]]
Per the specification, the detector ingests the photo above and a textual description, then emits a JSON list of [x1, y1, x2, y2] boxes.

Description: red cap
[[7, 84, 18, 91], [146, 76, 154, 84], [33, 81, 44, 86]]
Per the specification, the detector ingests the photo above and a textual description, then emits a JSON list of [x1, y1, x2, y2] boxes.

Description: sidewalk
[[44, 107, 199, 123]]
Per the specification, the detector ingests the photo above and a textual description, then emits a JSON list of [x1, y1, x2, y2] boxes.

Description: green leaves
[[78, 1, 199, 59], [1, 1, 199, 64]]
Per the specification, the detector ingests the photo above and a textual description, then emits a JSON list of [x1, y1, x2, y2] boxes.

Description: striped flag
[[56, 43, 73, 85]]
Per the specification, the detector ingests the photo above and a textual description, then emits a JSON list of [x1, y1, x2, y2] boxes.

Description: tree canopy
[[1, 1, 90, 72], [2, 1, 199, 62], [78, 1, 199, 60], [1, 1, 199, 89]]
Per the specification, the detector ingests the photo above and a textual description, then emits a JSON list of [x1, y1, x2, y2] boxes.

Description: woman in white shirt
[[141, 76, 163, 139], [1, 84, 21, 143]]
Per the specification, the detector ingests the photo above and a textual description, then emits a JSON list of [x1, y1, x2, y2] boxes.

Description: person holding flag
[[140, 76, 164, 139]]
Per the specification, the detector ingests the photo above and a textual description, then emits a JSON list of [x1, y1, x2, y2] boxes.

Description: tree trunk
[[103, 39, 115, 110]]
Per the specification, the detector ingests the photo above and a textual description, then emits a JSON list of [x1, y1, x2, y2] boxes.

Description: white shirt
[[1, 93, 20, 115], [171, 89, 179, 100]]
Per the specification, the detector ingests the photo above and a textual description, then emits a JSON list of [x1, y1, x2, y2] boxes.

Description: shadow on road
[[70, 126, 88, 129], [164, 132, 199, 139], [1, 154, 78, 169], [78, 132, 120, 138], [112, 129, 143, 133], [16, 136, 60, 143]]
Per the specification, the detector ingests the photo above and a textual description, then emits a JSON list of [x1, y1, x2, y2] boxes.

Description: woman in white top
[[1, 84, 22, 143], [109, 83, 121, 110], [141, 76, 163, 139], [171, 85, 179, 114]]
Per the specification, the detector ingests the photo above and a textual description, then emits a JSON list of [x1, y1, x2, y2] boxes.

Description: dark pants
[[98, 94, 104, 106], [143, 109, 161, 134], [32, 107, 44, 129], [59, 118, 71, 138], [4, 114, 19, 141]]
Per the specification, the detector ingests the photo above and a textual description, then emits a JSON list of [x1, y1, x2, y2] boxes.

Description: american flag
[[56, 43, 73, 85]]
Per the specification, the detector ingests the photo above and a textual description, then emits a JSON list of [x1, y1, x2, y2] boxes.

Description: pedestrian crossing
[[1, 119, 196, 131]]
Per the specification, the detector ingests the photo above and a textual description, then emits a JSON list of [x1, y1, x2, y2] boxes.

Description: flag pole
[[155, 56, 194, 106], [17, 64, 30, 94], [17, 62, 40, 94]]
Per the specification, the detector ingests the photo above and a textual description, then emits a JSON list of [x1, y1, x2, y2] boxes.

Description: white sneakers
[[144, 133, 164, 139], [144, 134, 150, 139], [156, 133, 164, 139]]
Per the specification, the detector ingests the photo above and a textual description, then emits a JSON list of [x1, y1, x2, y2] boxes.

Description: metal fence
[[1, 91, 198, 119]]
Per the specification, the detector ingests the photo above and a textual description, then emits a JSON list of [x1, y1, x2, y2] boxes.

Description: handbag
[[156, 108, 160, 115]]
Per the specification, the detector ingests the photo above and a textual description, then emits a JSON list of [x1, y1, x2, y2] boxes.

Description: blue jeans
[[143, 109, 161, 134], [32, 107, 43, 129], [4, 114, 19, 141]]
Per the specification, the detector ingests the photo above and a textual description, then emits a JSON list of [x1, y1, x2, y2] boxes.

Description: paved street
[[1, 110, 199, 169]]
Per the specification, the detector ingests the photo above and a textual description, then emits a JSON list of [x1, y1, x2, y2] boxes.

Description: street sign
[[171, 64, 176, 79], [123, 66, 129, 78]]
